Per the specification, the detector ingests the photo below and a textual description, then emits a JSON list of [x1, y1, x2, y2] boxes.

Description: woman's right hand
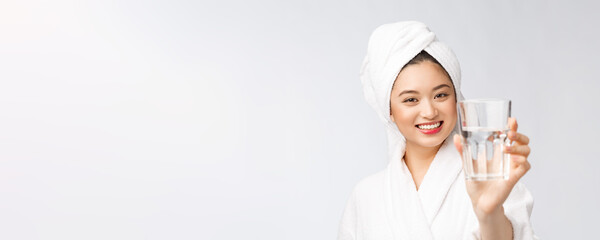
[[452, 117, 532, 218]]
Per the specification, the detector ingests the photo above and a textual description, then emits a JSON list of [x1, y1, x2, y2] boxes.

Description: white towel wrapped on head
[[359, 20, 464, 162]]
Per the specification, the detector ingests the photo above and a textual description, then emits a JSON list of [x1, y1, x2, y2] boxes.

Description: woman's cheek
[[443, 102, 458, 127]]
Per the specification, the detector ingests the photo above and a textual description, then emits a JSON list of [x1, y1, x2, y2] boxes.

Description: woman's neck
[[403, 141, 443, 190]]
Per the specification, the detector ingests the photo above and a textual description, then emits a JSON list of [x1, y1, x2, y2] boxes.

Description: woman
[[337, 21, 537, 239]]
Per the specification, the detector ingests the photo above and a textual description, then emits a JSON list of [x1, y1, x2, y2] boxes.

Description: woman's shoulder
[[350, 169, 387, 199]]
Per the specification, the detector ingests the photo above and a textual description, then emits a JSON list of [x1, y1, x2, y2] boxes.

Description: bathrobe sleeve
[[504, 182, 539, 240], [469, 182, 539, 240], [337, 188, 357, 240]]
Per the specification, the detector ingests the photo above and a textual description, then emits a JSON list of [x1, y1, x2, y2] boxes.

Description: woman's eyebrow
[[398, 90, 418, 97], [398, 84, 451, 97], [433, 84, 451, 91]]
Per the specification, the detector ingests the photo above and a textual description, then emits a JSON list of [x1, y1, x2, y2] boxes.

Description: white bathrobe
[[338, 21, 538, 240], [337, 139, 537, 240]]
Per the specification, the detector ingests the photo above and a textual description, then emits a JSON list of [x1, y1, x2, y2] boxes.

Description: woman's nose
[[420, 100, 438, 119]]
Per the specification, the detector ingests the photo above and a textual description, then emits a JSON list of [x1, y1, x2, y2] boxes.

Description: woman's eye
[[435, 93, 448, 98], [403, 98, 418, 103]]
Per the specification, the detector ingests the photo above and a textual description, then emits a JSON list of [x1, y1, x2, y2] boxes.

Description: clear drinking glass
[[458, 99, 511, 181]]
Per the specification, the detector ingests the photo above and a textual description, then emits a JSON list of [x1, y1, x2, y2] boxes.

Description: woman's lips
[[415, 121, 443, 135]]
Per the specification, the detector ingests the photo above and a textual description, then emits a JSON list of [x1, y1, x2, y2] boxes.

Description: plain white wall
[[0, 0, 598, 239]]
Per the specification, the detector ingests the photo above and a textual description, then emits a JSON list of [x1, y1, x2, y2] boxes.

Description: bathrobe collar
[[384, 138, 463, 239]]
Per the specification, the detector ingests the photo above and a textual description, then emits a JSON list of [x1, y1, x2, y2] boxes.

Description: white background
[[1, 0, 598, 239]]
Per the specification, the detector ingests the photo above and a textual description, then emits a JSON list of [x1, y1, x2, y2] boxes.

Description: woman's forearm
[[477, 206, 513, 240]]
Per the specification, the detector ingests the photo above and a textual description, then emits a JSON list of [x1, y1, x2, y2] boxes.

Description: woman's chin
[[416, 139, 446, 148], [409, 131, 452, 148]]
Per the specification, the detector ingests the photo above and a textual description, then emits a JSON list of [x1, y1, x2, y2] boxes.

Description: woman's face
[[390, 60, 457, 149]]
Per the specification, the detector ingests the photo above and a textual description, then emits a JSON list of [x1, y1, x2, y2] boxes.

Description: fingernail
[[505, 146, 511, 152]]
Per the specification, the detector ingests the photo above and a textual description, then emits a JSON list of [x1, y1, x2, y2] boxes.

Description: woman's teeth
[[417, 122, 441, 130]]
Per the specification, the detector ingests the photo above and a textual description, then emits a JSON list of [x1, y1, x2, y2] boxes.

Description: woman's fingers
[[510, 154, 529, 165], [505, 118, 532, 183], [510, 155, 531, 177], [508, 131, 530, 145], [505, 144, 531, 157], [453, 134, 465, 169], [508, 117, 518, 132], [453, 134, 463, 155]]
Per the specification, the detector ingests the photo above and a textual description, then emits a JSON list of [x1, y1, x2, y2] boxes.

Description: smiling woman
[[390, 54, 458, 189], [337, 21, 538, 240]]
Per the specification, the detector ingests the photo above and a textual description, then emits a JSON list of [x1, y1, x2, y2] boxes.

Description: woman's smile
[[415, 121, 443, 134]]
